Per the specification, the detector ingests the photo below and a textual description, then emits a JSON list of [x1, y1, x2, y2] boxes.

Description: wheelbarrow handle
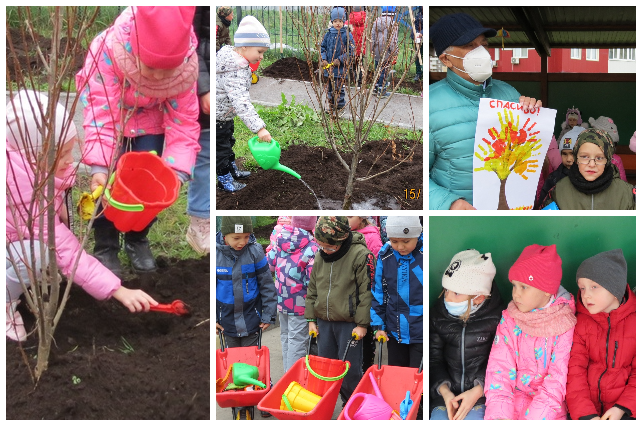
[[258, 327, 262, 350], [377, 337, 385, 370], [307, 332, 316, 357], [103, 172, 145, 212], [418, 357, 423, 374], [218, 330, 226, 352], [341, 335, 357, 363]]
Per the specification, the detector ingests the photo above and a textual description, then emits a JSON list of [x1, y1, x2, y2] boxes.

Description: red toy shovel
[[149, 300, 190, 316]]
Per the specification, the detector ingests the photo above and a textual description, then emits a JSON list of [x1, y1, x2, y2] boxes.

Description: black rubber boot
[[124, 228, 157, 273], [93, 224, 123, 277]]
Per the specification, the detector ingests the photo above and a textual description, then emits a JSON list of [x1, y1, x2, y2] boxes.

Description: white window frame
[[494, 48, 500, 60], [609, 48, 636, 61], [586, 49, 599, 61], [512, 48, 529, 59], [570, 48, 581, 60]]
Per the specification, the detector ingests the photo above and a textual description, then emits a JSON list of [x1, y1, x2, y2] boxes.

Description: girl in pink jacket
[[484, 244, 577, 420], [76, 7, 200, 275], [6, 90, 158, 342], [347, 216, 383, 258]]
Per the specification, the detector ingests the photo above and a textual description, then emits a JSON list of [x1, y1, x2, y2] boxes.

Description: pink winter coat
[[484, 290, 576, 420], [356, 224, 383, 258], [612, 154, 627, 182], [76, 6, 200, 176], [6, 148, 120, 300]]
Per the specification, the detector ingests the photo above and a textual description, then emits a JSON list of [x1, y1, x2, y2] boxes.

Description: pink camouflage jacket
[[6, 149, 120, 300], [484, 288, 576, 420], [76, 6, 200, 177]]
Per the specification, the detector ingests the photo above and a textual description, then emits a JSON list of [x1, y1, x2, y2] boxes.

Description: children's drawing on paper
[[473, 98, 557, 210]]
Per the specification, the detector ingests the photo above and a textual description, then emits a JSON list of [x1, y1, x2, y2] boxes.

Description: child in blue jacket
[[371, 216, 423, 362], [216, 216, 277, 348], [320, 7, 355, 113]]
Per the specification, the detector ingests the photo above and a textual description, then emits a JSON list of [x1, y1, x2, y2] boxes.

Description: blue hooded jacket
[[320, 26, 355, 78], [371, 234, 423, 344], [216, 232, 277, 337]]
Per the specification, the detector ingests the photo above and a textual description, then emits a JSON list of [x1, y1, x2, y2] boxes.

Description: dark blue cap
[[429, 13, 497, 57]]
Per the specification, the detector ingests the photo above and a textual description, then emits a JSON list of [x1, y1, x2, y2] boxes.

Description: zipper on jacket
[[326, 263, 333, 320], [591, 194, 594, 210], [460, 322, 467, 393], [597, 316, 611, 413], [612, 341, 618, 368]]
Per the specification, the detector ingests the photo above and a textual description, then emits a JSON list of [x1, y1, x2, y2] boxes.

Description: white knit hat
[[234, 16, 270, 48], [6, 89, 77, 153], [386, 216, 422, 238], [559, 126, 585, 151], [442, 249, 495, 296]]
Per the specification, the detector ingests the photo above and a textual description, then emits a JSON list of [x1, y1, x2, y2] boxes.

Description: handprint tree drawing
[[472, 99, 556, 210]]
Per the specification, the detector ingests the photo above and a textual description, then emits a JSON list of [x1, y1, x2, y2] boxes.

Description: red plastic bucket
[[104, 152, 179, 232]]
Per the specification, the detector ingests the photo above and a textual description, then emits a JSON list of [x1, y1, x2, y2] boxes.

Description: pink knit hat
[[508, 244, 562, 295], [291, 216, 317, 232], [131, 6, 195, 69]]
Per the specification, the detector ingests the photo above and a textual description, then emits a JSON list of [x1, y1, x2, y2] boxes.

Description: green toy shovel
[[248, 136, 301, 179]]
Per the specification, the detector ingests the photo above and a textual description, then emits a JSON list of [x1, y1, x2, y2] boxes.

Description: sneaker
[[217, 172, 246, 193], [186, 216, 210, 255], [377, 91, 390, 99], [6, 301, 26, 342]]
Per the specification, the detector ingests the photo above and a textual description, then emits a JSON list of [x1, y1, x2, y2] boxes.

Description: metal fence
[[225, 6, 424, 71]]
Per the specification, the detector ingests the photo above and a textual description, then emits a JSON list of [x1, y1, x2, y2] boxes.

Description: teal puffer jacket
[[429, 70, 521, 210]]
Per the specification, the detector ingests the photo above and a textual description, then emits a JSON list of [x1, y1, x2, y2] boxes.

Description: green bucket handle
[[103, 172, 145, 212], [305, 355, 350, 381]]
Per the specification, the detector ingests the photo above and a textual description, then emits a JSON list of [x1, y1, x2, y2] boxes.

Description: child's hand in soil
[[112, 286, 158, 313], [352, 325, 367, 340], [199, 92, 210, 115], [257, 127, 272, 142], [216, 323, 224, 335], [259, 323, 270, 331]]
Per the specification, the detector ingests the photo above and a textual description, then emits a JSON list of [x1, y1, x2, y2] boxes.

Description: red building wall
[[491, 48, 608, 73]]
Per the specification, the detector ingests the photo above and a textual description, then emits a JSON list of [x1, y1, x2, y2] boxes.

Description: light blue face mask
[[445, 296, 480, 317]]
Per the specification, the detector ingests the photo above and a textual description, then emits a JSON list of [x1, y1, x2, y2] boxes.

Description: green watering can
[[248, 136, 301, 179], [228, 362, 266, 389]]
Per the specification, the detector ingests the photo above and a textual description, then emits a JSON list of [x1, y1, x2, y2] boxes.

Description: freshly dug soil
[[262, 57, 423, 93], [6, 256, 210, 420], [216, 139, 423, 210]]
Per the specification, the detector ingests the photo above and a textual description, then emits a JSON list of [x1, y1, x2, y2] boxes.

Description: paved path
[[215, 321, 390, 420], [249, 76, 423, 130]]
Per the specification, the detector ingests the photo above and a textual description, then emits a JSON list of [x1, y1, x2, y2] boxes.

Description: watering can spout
[[273, 163, 301, 179]]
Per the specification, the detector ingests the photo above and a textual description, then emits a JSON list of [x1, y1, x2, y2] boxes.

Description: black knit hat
[[576, 249, 627, 303], [429, 13, 497, 57]]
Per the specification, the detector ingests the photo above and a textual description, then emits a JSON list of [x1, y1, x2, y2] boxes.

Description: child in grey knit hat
[[566, 249, 636, 420]]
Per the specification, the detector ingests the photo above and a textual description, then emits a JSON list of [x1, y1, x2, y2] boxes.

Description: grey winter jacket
[[371, 14, 398, 62], [215, 45, 266, 133]]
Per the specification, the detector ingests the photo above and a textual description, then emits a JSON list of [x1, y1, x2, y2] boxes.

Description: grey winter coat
[[215, 44, 266, 133], [371, 14, 398, 62]]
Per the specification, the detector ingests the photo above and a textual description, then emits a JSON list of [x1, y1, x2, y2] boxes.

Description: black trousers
[[216, 119, 236, 176]]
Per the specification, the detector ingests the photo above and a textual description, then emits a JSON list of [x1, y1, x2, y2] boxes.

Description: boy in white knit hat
[[216, 15, 271, 193], [429, 249, 503, 420]]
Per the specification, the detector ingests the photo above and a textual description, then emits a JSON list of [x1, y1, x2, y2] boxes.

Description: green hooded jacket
[[545, 176, 635, 210], [305, 232, 376, 327]]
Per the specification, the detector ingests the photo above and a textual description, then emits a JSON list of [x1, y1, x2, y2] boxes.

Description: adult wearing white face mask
[[429, 13, 542, 210]]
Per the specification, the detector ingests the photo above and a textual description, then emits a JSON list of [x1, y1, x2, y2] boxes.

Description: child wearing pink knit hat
[[484, 244, 577, 420], [76, 6, 201, 275]]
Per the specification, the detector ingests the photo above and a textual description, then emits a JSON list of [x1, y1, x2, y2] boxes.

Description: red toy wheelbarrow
[[216, 329, 271, 420], [337, 337, 423, 420], [258, 333, 353, 420]]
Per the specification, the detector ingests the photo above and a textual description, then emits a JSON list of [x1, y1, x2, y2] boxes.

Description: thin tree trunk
[[342, 152, 360, 209], [497, 177, 510, 210]]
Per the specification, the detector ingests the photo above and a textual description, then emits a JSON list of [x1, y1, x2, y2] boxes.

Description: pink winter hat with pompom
[[131, 6, 195, 69], [291, 216, 317, 232], [509, 244, 562, 295]]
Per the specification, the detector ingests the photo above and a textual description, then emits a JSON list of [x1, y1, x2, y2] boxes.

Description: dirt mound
[[261, 57, 423, 93], [7, 27, 86, 81], [262, 56, 318, 81], [6, 256, 210, 420], [216, 139, 423, 210]]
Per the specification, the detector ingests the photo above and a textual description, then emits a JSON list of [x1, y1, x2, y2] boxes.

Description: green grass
[[232, 98, 422, 169], [255, 216, 277, 228]]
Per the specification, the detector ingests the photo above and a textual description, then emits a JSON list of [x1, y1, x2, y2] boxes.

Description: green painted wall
[[429, 216, 636, 306], [548, 81, 636, 147]]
